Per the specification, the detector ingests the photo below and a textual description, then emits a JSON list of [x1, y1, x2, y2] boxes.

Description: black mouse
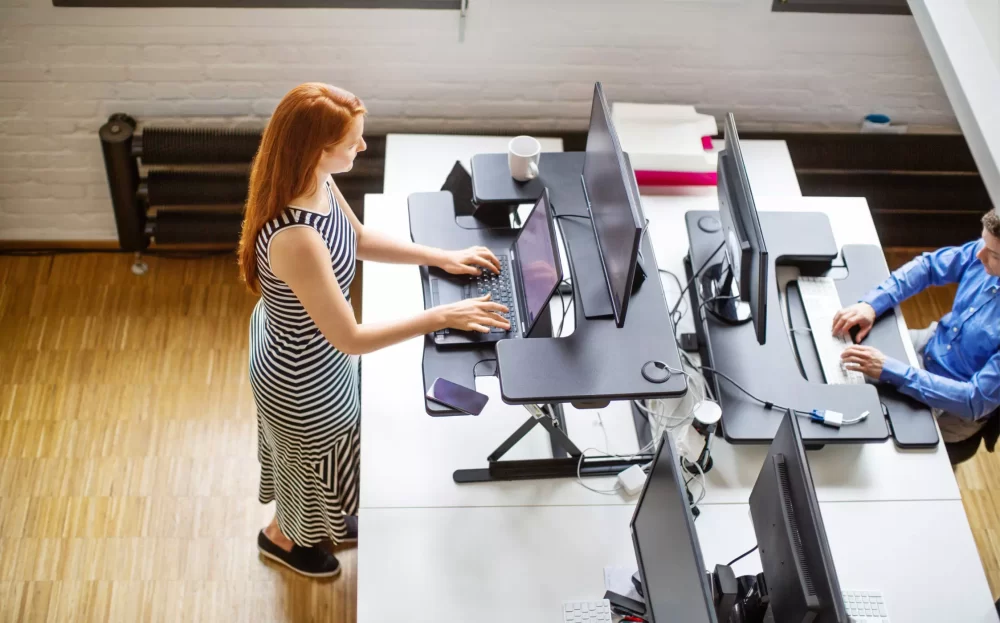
[[849, 324, 861, 344]]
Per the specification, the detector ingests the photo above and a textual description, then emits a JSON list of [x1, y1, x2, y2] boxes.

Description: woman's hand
[[438, 246, 501, 277], [832, 302, 876, 343], [437, 294, 510, 334]]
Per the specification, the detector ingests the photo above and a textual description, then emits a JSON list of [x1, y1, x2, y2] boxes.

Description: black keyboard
[[474, 256, 517, 334]]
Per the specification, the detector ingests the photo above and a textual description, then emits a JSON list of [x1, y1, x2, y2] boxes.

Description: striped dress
[[248, 180, 360, 547]]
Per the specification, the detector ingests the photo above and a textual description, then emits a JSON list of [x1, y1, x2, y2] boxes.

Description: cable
[[575, 447, 643, 496], [633, 358, 709, 459], [556, 278, 573, 337], [697, 363, 867, 428], [698, 294, 739, 320], [699, 364, 789, 412], [553, 213, 592, 223], [842, 411, 871, 425], [658, 268, 688, 326], [596, 411, 611, 453], [726, 544, 759, 567], [683, 453, 707, 510]]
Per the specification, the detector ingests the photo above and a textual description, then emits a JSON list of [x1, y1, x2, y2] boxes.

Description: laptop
[[427, 188, 563, 348]]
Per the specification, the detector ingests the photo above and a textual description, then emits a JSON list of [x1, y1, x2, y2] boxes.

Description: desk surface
[[358, 501, 998, 623]]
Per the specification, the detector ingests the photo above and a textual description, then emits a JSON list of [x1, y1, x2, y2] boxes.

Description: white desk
[[358, 501, 998, 623], [357, 133, 993, 623], [361, 136, 960, 509]]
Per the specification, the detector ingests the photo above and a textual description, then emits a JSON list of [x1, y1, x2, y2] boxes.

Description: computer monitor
[[749, 410, 847, 622], [630, 432, 718, 623], [582, 81, 644, 328], [711, 113, 769, 345]]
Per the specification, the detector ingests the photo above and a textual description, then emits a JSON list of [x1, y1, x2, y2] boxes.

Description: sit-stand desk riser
[[407, 151, 686, 483], [685, 210, 939, 447]]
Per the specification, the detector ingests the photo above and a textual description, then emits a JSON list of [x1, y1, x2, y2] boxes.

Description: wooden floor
[[0, 253, 356, 623], [885, 249, 1000, 598], [1, 249, 997, 622]]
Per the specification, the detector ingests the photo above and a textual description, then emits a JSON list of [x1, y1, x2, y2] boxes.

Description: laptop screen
[[514, 192, 561, 332]]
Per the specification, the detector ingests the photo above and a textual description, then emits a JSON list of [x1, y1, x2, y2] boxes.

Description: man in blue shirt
[[833, 209, 1000, 443]]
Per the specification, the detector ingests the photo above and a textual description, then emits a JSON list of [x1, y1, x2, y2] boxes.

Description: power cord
[[698, 363, 868, 428], [726, 544, 759, 567]]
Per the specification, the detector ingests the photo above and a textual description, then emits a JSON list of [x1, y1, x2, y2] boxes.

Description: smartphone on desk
[[426, 377, 489, 415]]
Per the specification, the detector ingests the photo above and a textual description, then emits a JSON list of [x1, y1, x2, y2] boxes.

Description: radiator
[[98, 113, 383, 252]]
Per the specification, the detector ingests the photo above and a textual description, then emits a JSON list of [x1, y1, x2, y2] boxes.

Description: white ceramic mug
[[508, 135, 541, 182]]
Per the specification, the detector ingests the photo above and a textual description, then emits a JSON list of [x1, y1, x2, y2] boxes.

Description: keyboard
[[796, 276, 866, 385], [561, 599, 612, 623], [843, 589, 891, 622], [473, 255, 518, 335]]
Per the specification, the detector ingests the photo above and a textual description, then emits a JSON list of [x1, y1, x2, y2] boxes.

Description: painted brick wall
[[0, 0, 955, 240]]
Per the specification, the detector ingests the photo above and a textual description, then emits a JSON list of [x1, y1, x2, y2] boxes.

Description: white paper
[[604, 565, 642, 601]]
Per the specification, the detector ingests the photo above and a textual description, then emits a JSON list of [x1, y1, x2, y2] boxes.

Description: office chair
[[945, 409, 999, 466]]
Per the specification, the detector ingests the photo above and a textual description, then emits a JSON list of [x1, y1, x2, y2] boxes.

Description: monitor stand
[[700, 260, 752, 326], [711, 565, 775, 623]]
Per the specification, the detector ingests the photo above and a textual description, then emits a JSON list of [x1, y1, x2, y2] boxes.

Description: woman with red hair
[[239, 83, 509, 577]]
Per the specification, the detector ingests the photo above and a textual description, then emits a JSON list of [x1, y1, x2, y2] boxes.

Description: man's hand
[[832, 302, 876, 343], [841, 345, 886, 380]]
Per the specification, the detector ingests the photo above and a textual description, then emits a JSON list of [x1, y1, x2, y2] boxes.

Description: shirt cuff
[[879, 357, 910, 386], [860, 290, 892, 317]]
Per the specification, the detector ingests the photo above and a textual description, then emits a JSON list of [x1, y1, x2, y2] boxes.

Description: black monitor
[[630, 432, 718, 623], [749, 410, 847, 622], [582, 82, 644, 328], [708, 113, 769, 345]]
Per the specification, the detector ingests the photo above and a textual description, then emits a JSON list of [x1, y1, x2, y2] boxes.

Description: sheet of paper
[[604, 565, 642, 601]]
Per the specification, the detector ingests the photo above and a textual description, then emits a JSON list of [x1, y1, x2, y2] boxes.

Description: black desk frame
[[408, 152, 687, 483]]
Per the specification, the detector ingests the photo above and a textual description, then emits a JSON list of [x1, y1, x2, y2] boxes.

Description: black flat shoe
[[342, 515, 358, 544], [257, 531, 341, 578]]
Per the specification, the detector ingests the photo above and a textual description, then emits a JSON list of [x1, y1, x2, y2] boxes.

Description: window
[[772, 0, 910, 15], [53, 0, 460, 8]]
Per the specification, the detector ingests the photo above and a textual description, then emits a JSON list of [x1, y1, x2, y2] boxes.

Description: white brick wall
[[0, 0, 956, 241]]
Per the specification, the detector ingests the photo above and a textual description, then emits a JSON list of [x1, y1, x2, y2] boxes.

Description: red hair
[[239, 83, 366, 293]]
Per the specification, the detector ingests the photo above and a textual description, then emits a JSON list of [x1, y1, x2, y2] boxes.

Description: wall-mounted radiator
[[98, 113, 383, 253]]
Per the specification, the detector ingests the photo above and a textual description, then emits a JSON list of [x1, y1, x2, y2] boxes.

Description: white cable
[[595, 411, 611, 452], [683, 451, 708, 509], [575, 447, 631, 496], [634, 360, 710, 449]]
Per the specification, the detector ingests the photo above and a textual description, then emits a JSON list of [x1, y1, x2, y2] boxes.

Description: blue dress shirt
[[861, 240, 1000, 421]]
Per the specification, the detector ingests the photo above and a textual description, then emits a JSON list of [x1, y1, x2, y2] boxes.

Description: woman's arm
[[269, 226, 509, 355], [329, 180, 444, 265], [329, 180, 499, 274]]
